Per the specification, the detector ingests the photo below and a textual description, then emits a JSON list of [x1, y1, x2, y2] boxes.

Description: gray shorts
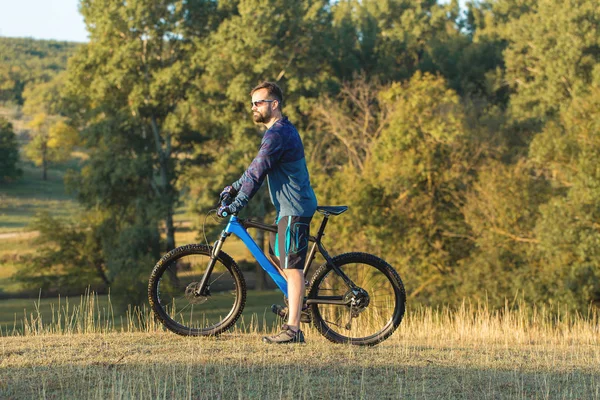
[[268, 216, 312, 270]]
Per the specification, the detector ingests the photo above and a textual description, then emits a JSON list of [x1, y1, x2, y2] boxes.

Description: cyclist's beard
[[253, 107, 271, 124]]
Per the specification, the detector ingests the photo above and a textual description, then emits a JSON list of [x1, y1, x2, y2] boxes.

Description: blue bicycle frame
[[224, 216, 288, 294], [195, 208, 358, 302]]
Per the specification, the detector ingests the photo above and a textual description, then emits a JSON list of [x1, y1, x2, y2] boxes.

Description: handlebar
[[218, 194, 237, 218], [217, 186, 239, 218]]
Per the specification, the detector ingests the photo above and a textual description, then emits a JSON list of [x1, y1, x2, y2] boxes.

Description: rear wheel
[[148, 244, 246, 336], [308, 252, 405, 345]]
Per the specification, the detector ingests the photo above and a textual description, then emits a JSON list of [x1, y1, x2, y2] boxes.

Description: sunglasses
[[251, 99, 275, 108]]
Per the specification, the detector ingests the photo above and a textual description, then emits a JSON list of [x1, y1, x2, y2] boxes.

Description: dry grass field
[[1, 295, 599, 399], [1, 148, 599, 399]]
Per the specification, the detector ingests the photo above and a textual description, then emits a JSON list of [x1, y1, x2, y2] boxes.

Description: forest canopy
[[0, 37, 79, 105], [5, 0, 600, 311]]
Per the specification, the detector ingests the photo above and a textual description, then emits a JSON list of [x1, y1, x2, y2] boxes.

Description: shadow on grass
[[1, 359, 598, 399]]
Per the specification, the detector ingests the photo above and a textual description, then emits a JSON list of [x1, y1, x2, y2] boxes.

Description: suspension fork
[[194, 229, 229, 296]]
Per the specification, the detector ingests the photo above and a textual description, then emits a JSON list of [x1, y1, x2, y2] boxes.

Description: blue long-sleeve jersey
[[229, 117, 317, 218]]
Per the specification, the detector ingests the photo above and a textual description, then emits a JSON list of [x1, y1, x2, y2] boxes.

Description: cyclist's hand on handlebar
[[217, 205, 232, 218], [219, 186, 237, 205]]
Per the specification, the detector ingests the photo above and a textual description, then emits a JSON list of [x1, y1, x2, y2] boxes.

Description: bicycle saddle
[[316, 206, 348, 216]]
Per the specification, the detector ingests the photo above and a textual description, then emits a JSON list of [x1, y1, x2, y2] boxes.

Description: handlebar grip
[[220, 193, 232, 204]]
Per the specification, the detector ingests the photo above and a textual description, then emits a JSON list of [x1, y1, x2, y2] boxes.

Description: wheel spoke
[[321, 316, 347, 329], [209, 272, 228, 286]]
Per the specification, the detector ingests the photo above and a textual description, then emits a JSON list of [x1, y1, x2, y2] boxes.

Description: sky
[[0, 0, 89, 42]]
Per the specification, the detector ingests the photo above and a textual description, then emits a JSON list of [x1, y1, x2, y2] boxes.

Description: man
[[217, 81, 317, 344]]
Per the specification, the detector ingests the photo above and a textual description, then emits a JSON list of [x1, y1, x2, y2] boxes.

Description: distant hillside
[[0, 37, 80, 105]]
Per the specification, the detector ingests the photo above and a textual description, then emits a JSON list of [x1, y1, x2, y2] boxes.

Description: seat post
[[315, 214, 330, 242], [303, 214, 330, 274]]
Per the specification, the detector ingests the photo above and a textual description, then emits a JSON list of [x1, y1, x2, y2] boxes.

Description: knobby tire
[[308, 252, 406, 345], [148, 244, 246, 336]]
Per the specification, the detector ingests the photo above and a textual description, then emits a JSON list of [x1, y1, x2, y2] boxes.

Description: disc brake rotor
[[344, 288, 370, 316], [185, 282, 209, 304]]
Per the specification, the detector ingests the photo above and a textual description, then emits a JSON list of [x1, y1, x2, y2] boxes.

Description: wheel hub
[[185, 282, 209, 304], [344, 288, 370, 314]]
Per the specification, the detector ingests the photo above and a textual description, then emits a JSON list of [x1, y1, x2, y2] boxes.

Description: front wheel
[[308, 252, 406, 345], [148, 244, 246, 336]]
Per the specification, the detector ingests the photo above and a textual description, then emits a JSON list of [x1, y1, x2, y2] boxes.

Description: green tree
[[0, 37, 79, 105], [19, 0, 221, 305], [0, 117, 22, 182], [443, 0, 600, 310], [351, 0, 461, 82], [458, 160, 551, 307], [65, 0, 218, 253], [496, 0, 600, 121], [314, 73, 480, 305], [24, 113, 78, 180], [528, 79, 600, 310], [17, 212, 108, 296], [365, 72, 478, 304], [21, 73, 79, 180]]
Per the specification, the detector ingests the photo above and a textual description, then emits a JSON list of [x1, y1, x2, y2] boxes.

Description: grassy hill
[[1, 300, 598, 399]]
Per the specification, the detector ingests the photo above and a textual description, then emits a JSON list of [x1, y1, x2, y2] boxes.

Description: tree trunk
[[165, 206, 175, 252], [94, 262, 111, 286], [42, 141, 47, 181], [149, 116, 176, 252]]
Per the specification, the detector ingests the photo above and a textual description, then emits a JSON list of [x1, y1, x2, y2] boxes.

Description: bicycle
[[148, 204, 406, 346]]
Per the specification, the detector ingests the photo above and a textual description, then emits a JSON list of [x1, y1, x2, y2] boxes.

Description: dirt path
[[0, 231, 39, 240]]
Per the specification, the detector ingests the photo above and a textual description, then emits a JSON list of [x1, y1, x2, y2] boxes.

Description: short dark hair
[[251, 81, 283, 109]]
